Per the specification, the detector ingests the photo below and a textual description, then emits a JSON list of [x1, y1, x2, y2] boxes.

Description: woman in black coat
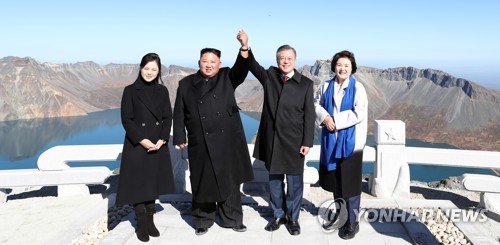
[[116, 53, 175, 242]]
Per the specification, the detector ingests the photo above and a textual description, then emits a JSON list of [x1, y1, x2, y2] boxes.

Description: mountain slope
[[0, 56, 195, 121], [298, 61, 500, 150], [1, 56, 498, 150]]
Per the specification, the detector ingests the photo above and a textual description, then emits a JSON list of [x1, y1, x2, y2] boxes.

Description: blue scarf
[[320, 76, 356, 171]]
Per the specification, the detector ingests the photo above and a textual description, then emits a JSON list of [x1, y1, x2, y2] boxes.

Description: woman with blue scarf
[[314, 50, 368, 240]]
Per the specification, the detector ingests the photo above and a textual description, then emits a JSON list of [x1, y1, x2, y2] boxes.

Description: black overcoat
[[173, 53, 254, 202], [319, 151, 363, 198], [116, 79, 175, 206], [248, 50, 315, 175]]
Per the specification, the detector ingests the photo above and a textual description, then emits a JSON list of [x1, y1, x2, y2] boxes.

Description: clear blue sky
[[1, 0, 499, 88]]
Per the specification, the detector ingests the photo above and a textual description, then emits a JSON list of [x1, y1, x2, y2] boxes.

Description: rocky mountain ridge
[[1, 56, 498, 150], [296, 60, 500, 150], [0, 56, 195, 121]]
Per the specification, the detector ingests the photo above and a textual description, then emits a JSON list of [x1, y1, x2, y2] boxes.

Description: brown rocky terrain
[[307, 62, 500, 151], [1, 56, 498, 151], [238, 62, 500, 151], [0, 56, 195, 121]]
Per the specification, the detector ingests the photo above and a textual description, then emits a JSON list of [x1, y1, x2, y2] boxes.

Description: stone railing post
[[370, 120, 410, 199]]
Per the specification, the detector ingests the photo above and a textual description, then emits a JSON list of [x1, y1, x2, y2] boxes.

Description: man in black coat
[[241, 30, 315, 236], [173, 31, 254, 236]]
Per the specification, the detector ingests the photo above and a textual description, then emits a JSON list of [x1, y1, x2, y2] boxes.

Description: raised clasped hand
[[237, 29, 248, 47]]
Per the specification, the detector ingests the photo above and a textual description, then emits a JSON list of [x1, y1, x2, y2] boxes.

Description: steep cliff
[[1, 56, 498, 150], [300, 61, 500, 150], [0, 56, 195, 121]]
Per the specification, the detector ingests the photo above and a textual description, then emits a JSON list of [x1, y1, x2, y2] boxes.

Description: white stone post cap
[[374, 120, 406, 145]]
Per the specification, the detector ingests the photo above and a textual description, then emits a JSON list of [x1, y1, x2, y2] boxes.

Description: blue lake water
[[0, 109, 494, 182]]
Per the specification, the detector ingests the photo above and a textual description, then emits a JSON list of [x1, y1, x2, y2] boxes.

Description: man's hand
[[323, 115, 336, 132], [176, 143, 186, 149], [237, 29, 248, 48], [299, 146, 310, 156]]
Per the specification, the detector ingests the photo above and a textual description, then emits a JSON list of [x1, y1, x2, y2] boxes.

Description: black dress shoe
[[195, 227, 208, 236], [232, 224, 247, 232], [286, 220, 301, 235], [264, 217, 287, 231], [340, 222, 359, 240]]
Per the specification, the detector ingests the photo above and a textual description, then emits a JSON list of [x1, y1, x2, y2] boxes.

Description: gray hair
[[275, 44, 296, 62]]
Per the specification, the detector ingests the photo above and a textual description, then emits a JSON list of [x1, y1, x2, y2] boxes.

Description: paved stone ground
[[2, 176, 500, 244], [0, 185, 112, 245], [100, 195, 500, 245], [101, 199, 419, 245]]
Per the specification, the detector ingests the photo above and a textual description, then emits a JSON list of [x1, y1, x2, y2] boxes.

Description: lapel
[[192, 71, 217, 100], [288, 69, 301, 84], [134, 81, 161, 120]]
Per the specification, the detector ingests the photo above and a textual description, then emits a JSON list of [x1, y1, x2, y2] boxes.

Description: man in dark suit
[[240, 30, 315, 235], [173, 31, 254, 236]]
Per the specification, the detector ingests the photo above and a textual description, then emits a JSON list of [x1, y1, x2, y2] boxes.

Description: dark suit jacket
[[173, 53, 254, 202], [116, 79, 175, 206], [248, 50, 315, 175]]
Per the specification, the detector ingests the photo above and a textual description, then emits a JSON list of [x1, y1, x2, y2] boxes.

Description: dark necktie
[[282, 75, 289, 82]]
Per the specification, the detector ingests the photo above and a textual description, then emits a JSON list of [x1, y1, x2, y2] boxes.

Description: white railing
[[1, 120, 499, 204], [0, 145, 122, 202], [38, 144, 123, 170], [370, 120, 500, 200], [405, 147, 500, 169]]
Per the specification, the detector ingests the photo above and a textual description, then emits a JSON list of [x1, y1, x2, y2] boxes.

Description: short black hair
[[200, 48, 221, 58], [331, 50, 357, 74]]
